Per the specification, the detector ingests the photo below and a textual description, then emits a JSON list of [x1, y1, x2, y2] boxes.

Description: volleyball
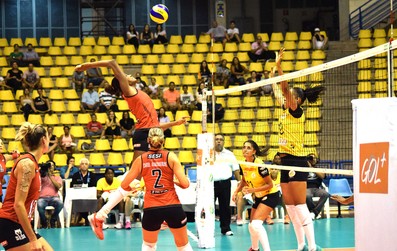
[[150, 4, 169, 24]]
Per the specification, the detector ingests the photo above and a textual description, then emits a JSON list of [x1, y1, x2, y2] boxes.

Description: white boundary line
[[187, 229, 199, 243]]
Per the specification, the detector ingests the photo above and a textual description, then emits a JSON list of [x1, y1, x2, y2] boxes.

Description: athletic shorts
[[252, 192, 280, 210], [142, 205, 187, 231], [0, 218, 42, 250], [279, 153, 309, 183], [132, 128, 150, 151]]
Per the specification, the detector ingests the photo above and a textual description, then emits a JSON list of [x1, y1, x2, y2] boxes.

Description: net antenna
[[388, 0, 394, 97]]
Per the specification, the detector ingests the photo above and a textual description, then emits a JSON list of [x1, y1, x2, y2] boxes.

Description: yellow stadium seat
[[0, 114, 10, 126], [77, 113, 91, 125], [122, 44, 135, 54], [357, 81, 372, 93], [55, 56, 69, 66], [96, 36, 110, 46], [111, 36, 125, 46], [164, 137, 180, 150], [252, 134, 267, 147], [64, 89, 79, 100], [374, 81, 387, 92], [7, 140, 24, 153], [191, 110, 202, 122], [92, 45, 106, 55], [171, 124, 187, 136], [141, 65, 155, 75], [89, 153, 106, 166], [1, 127, 16, 140], [172, 64, 186, 75], [206, 124, 220, 134], [223, 110, 239, 121], [181, 136, 197, 149], [166, 75, 181, 85], [53, 154, 68, 167], [224, 42, 238, 52], [0, 90, 14, 101], [105, 45, 120, 55], [166, 44, 180, 54], [3, 46, 13, 56], [39, 56, 53, 67], [152, 99, 162, 110], [234, 135, 248, 148], [221, 52, 234, 63], [27, 114, 43, 124], [357, 70, 372, 81], [184, 35, 197, 44], [241, 33, 255, 43], [76, 139, 93, 152], [178, 151, 195, 164], [79, 45, 93, 56], [138, 44, 151, 54], [70, 125, 86, 138], [95, 139, 111, 151], [68, 37, 81, 46], [152, 44, 166, 54], [48, 67, 62, 77], [11, 114, 25, 126], [115, 55, 129, 65], [48, 89, 63, 100], [249, 62, 263, 73], [242, 96, 257, 108], [212, 43, 224, 53], [63, 46, 77, 56], [83, 37, 96, 46], [227, 97, 242, 108], [170, 35, 183, 44], [240, 109, 255, 120], [53, 37, 67, 47], [221, 122, 237, 134], [304, 133, 319, 146], [358, 29, 372, 39], [358, 38, 372, 48], [374, 58, 387, 69], [124, 151, 134, 165], [2, 102, 18, 113], [47, 46, 62, 56], [0, 38, 9, 47], [373, 29, 386, 38], [107, 152, 124, 166], [175, 110, 190, 121], [157, 64, 171, 75], [50, 101, 66, 113], [67, 100, 81, 112], [161, 54, 175, 64], [257, 33, 269, 42], [306, 107, 321, 119], [0, 57, 8, 67], [305, 120, 320, 132], [283, 41, 297, 51], [310, 72, 324, 82], [254, 121, 270, 134], [270, 32, 284, 42], [295, 61, 309, 71], [236, 52, 250, 62], [69, 56, 83, 65], [297, 40, 311, 50], [55, 77, 69, 88], [373, 38, 387, 46], [311, 50, 326, 60], [59, 113, 76, 125], [145, 54, 160, 64], [181, 44, 195, 54], [116, 99, 129, 111], [268, 41, 281, 51], [196, 43, 209, 53], [130, 54, 144, 65], [206, 53, 220, 64], [198, 34, 211, 44], [23, 37, 37, 46], [190, 53, 204, 64], [280, 61, 294, 72], [187, 123, 202, 135], [112, 138, 129, 151], [10, 38, 23, 47], [237, 121, 253, 134], [182, 75, 197, 86], [285, 32, 298, 41], [43, 113, 59, 125], [299, 31, 312, 41]]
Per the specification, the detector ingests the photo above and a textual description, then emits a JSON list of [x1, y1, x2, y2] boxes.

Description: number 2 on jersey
[[152, 169, 164, 188]]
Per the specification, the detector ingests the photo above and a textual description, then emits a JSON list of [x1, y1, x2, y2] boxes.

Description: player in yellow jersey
[[232, 140, 278, 251], [272, 48, 325, 251]]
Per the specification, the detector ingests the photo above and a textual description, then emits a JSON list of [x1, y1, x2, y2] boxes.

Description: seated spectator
[[261, 69, 274, 95], [312, 28, 328, 50], [86, 113, 103, 138], [19, 87, 37, 121], [207, 97, 224, 122], [47, 126, 58, 161], [204, 20, 226, 43], [22, 43, 40, 67], [248, 35, 276, 62], [101, 111, 121, 139], [148, 77, 160, 99], [199, 60, 212, 83], [9, 44, 24, 66], [215, 59, 230, 88], [71, 158, 97, 226], [22, 63, 41, 89], [306, 153, 329, 220], [34, 87, 51, 113], [86, 58, 107, 87], [96, 168, 125, 229], [81, 82, 100, 113], [59, 125, 76, 155], [135, 74, 149, 93], [72, 70, 86, 97], [162, 81, 181, 113], [229, 56, 249, 86], [140, 24, 154, 47], [158, 107, 172, 138], [60, 156, 79, 179], [180, 85, 196, 115], [98, 89, 119, 113], [154, 24, 168, 44], [223, 20, 241, 46], [126, 23, 140, 50], [195, 81, 206, 110], [245, 71, 264, 96], [119, 111, 135, 139], [37, 160, 63, 228], [5, 61, 23, 94]]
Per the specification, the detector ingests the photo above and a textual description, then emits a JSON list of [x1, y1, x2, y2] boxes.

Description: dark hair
[[230, 20, 235, 24], [67, 156, 75, 164], [105, 77, 122, 95], [105, 168, 115, 174], [46, 160, 56, 167], [244, 140, 270, 157], [15, 123, 47, 151], [293, 85, 325, 104]]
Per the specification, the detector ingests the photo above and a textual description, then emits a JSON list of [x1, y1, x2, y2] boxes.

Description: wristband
[[12, 152, 20, 160]]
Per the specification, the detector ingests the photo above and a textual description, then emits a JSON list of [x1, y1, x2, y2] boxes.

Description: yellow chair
[[374, 69, 387, 80], [373, 37, 387, 47], [357, 81, 372, 93], [181, 136, 197, 149], [152, 99, 162, 110], [116, 99, 129, 111], [167, 44, 180, 54], [268, 41, 281, 51], [296, 51, 311, 61], [358, 29, 372, 39], [374, 81, 387, 92], [299, 31, 313, 41], [311, 50, 326, 60], [51, 101, 66, 113], [10, 114, 25, 126], [206, 53, 220, 63], [122, 45, 135, 54], [3, 46, 13, 56], [187, 123, 202, 135], [40, 56, 53, 67], [145, 54, 160, 64], [172, 64, 186, 75], [374, 58, 387, 69], [54, 77, 69, 88], [93, 45, 106, 55], [138, 44, 151, 54], [240, 109, 255, 120], [112, 36, 125, 46], [221, 52, 234, 63], [257, 33, 270, 42], [196, 44, 209, 53], [83, 37, 96, 46], [10, 38, 23, 47], [178, 151, 195, 164], [131, 54, 144, 65], [28, 114, 43, 124], [116, 55, 129, 65], [47, 46, 62, 56], [2, 102, 18, 113], [171, 124, 187, 136], [304, 133, 319, 146], [191, 110, 202, 122], [357, 70, 372, 81], [181, 44, 195, 54], [175, 110, 190, 121], [89, 153, 106, 166], [358, 38, 372, 48], [48, 89, 64, 100], [141, 65, 155, 75], [164, 137, 181, 150], [106, 45, 120, 55], [236, 51, 250, 62], [77, 113, 91, 125], [55, 56, 69, 66], [7, 140, 24, 153], [249, 62, 263, 72], [152, 44, 166, 54], [97, 36, 110, 46], [241, 33, 255, 43], [254, 121, 270, 134], [305, 120, 320, 132], [68, 37, 81, 46], [124, 152, 134, 165], [223, 136, 232, 148], [227, 97, 242, 108], [280, 61, 294, 72], [63, 46, 77, 56], [69, 55, 83, 65], [270, 32, 284, 42], [64, 89, 79, 100], [53, 154, 68, 167], [225, 42, 239, 52], [48, 67, 62, 77], [0, 90, 14, 101], [306, 107, 321, 119], [112, 138, 129, 151], [373, 29, 386, 38], [0, 38, 9, 47], [283, 41, 297, 51], [53, 37, 67, 47], [37, 37, 51, 47], [221, 122, 237, 135], [0, 57, 8, 67], [59, 113, 76, 125], [77, 139, 93, 152], [237, 121, 253, 134], [0, 114, 10, 126], [95, 139, 111, 151], [156, 64, 171, 75], [297, 41, 311, 50], [67, 100, 81, 112], [79, 45, 93, 56], [43, 113, 59, 126], [1, 127, 16, 140], [107, 152, 124, 166], [166, 75, 181, 85], [234, 135, 248, 148], [70, 126, 86, 138], [182, 75, 197, 86], [223, 109, 239, 121], [212, 43, 224, 53], [184, 35, 197, 44], [295, 61, 309, 71], [170, 35, 183, 44], [191, 53, 205, 64], [198, 34, 211, 44], [285, 32, 298, 41], [160, 54, 175, 64], [252, 134, 267, 147]]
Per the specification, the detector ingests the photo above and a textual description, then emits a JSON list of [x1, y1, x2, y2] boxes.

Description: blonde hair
[[148, 128, 164, 149], [15, 122, 47, 151]]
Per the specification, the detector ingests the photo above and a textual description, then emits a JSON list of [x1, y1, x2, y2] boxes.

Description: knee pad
[[295, 204, 312, 226], [177, 243, 193, 251], [142, 241, 157, 251], [251, 220, 264, 232]]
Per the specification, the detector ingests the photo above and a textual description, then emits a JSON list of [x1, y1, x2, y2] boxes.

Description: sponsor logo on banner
[[359, 142, 389, 194]]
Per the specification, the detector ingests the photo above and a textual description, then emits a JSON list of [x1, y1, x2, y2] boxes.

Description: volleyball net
[[204, 40, 397, 175]]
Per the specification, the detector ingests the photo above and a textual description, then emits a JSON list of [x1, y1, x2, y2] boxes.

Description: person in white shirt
[[179, 85, 195, 114], [213, 134, 240, 236], [223, 20, 241, 46]]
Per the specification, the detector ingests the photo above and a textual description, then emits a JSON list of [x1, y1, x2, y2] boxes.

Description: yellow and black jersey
[[240, 158, 270, 198], [278, 107, 305, 157]]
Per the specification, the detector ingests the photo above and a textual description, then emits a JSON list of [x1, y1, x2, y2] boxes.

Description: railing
[[349, 0, 397, 38]]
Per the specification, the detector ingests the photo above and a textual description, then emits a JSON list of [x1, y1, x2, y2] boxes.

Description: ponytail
[[15, 122, 47, 151], [148, 128, 164, 149], [294, 85, 325, 104]]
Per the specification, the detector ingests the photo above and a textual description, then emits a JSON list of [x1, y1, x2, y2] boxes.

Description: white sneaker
[[115, 222, 123, 229], [224, 231, 234, 236], [310, 212, 316, 220], [102, 223, 109, 230], [236, 219, 244, 226]]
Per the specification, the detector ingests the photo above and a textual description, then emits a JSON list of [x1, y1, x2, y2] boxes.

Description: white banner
[[352, 98, 397, 251]]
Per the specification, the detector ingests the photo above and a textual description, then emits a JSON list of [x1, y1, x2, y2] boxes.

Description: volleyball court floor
[[6, 218, 354, 251]]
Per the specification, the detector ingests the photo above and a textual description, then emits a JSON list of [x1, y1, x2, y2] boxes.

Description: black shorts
[[133, 128, 150, 152], [252, 192, 280, 210], [0, 218, 42, 250], [279, 153, 309, 183], [142, 205, 187, 231]]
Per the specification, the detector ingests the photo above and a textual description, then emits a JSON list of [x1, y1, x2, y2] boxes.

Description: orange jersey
[[123, 90, 159, 129], [0, 153, 41, 223], [0, 154, 6, 196], [141, 150, 181, 209]]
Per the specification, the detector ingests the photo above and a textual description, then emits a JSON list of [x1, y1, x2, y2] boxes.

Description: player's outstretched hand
[[176, 116, 190, 125], [75, 63, 89, 72]]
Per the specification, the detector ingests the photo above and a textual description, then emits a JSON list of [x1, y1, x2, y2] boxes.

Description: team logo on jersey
[[147, 153, 162, 159], [14, 229, 26, 241]]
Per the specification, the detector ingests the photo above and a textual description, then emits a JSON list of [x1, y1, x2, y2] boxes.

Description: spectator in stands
[[5, 61, 23, 94], [86, 58, 107, 88], [204, 20, 226, 43], [148, 77, 160, 99], [59, 125, 76, 155], [9, 44, 24, 66], [248, 35, 276, 62], [37, 160, 63, 228], [86, 113, 103, 138], [71, 157, 97, 226], [96, 168, 126, 229], [60, 156, 79, 179], [19, 87, 37, 121], [180, 85, 196, 115], [140, 24, 154, 47], [306, 154, 329, 220], [229, 56, 249, 86], [245, 71, 263, 96], [261, 69, 273, 96], [0, 76, 11, 90], [22, 43, 40, 67], [47, 126, 58, 161], [22, 63, 41, 90], [135, 76, 149, 93], [98, 89, 119, 113], [215, 59, 230, 88], [119, 111, 135, 139], [34, 87, 51, 113], [223, 20, 241, 46], [207, 96, 225, 122], [195, 81, 206, 110], [199, 60, 212, 83], [158, 107, 172, 138], [312, 28, 328, 50], [72, 70, 86, 97], [162, 81, 181, 114], [126, 23, 140, 50], [154, 24, 168, 44], [81, 82, 100, 113], [101, 111, 121, 139]]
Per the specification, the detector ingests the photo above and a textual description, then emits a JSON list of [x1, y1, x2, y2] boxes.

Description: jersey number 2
[[152, 169, 164, 188]]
